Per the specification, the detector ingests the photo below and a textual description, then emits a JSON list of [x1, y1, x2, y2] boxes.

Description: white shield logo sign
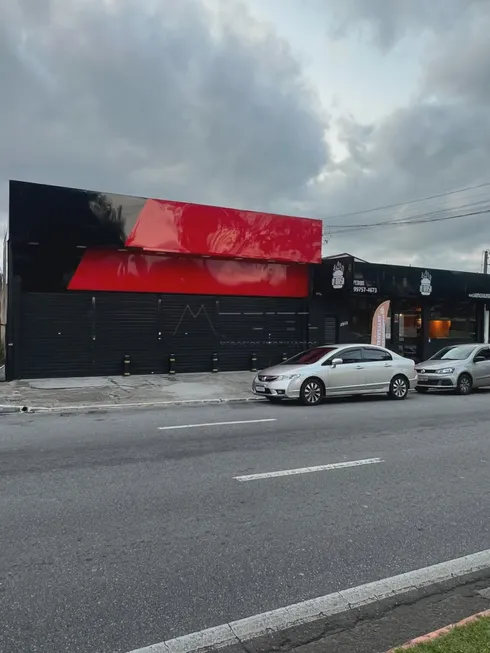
[[332, 262, 345, 290], [420, 270, 432, 296]]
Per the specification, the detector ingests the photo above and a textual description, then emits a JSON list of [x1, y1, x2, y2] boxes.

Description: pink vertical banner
[[371, 300, 391, 347]]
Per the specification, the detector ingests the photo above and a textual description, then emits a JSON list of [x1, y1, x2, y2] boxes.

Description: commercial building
[[5, 181, 323, 379], [317, 254, 490, 363], [4, 181, 490, 379]]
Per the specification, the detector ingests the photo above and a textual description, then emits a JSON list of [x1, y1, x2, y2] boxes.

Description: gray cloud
[[423, 12, 490, 104], [303, 0, 490, 270], [1, 0, 328, 215], [315, 93, 490, 269], [325, 0, 485, 51]]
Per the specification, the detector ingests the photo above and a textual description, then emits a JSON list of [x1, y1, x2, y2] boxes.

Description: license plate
[[418, 375, 428, 382], [255, 385, 266, 393]]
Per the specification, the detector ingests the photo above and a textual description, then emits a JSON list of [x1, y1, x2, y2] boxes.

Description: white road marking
[[127, 548, 490, 653], [158, 418, 276, 431], [234, 457, 383, 482]]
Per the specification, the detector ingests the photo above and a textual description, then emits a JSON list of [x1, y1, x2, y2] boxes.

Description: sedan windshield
[[282, 347, 338, 365], [429, 344, 477, 361]]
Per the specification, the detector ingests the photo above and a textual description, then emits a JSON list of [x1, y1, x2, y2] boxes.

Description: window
[[475, 348, 490, 361], [339, 348, 363, 364], [399, 312, 421, 339], [362, 347, 392, 362], [396, 299, 421, 338], [429, 301, 476, 341], [430, 344, 478, 361], [283, 347, 337, 365]]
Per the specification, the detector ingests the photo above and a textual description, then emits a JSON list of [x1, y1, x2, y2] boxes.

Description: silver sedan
[[252, 343, 417, 406], [415, 343, 490, 395]]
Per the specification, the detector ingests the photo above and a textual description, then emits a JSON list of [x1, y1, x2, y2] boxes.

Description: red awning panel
[[125, 199, 322, 264], [68, 249, 309, 297]]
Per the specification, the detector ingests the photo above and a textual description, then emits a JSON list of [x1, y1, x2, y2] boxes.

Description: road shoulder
[[243, 575, 490, 653]]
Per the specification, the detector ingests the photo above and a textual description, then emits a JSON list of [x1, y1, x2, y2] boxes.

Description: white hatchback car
[[252, 344, 417, 406]]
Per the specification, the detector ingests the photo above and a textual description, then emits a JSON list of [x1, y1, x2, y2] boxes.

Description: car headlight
[[436, 367, 455, 374], [276, 374, 303, 381]]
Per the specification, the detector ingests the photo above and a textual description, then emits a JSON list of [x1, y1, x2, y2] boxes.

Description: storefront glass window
[[429, 301, 476, 342], [399, 312, 421, 338]]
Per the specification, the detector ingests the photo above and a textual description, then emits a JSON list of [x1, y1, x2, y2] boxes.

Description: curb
[[0, 404, 27, 414], [0, 396, 265, 414], [387, 608, 490, 651]]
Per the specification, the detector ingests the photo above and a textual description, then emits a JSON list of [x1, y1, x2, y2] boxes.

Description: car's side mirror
[[475, 355, 485, 363], [331, 357, 343, 368]]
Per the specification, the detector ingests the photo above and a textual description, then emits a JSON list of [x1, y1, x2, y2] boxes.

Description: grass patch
[[393, 615, 490, 652]]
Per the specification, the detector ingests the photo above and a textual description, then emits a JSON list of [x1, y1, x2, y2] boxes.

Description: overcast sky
[[2, 0, 490, 271]]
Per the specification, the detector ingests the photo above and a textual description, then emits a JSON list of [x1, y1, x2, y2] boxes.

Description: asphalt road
[[1, 391, 490, 652]]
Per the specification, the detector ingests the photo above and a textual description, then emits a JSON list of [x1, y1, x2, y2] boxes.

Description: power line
[[323, 180, 490, 222], [332, 206, 490, 234], [330, 207, 490, 236], [328, 198, 490, 231]]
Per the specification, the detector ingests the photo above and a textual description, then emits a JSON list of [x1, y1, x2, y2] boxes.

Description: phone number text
[[353, 286, 378, 293]]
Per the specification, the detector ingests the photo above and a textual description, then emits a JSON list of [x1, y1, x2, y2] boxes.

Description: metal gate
[[16, 292, 309, 379], [158, 296, 220, 373], [324, 315, 338, 343], [19, 293, 95, 378], [218, 297, 309, 371]]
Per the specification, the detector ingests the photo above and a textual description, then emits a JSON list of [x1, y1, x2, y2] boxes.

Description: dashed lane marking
[[158, 418, 277, 431], [234, 457, 384, 482]]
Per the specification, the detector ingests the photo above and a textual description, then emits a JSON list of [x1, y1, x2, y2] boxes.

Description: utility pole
[[484, 250, 490, 344]]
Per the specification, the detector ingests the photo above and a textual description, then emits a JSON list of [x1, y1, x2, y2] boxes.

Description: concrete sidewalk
[[0, 371, 259, 413]]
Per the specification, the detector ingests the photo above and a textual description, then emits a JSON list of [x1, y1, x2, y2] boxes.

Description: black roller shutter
[[264, 299, 309, 366], [158, 295, 220, 373], [218, 297, 308, 370], [17, 292, 310, 379], [218, 297, 266, 371], [19, 292, 94, 378], [324, 316, 338, 343], [93, 293, 160, 376]]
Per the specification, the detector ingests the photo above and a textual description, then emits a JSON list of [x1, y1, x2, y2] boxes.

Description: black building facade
[[5, 181, 490, 380], [315, 254, 490, 363]]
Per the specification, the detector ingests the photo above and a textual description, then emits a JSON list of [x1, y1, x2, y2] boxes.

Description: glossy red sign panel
[[68, 249, 309, 297], [125, 199, 322, 264]]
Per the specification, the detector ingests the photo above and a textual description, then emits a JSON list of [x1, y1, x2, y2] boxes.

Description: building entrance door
[[394, 304, 424, 363]]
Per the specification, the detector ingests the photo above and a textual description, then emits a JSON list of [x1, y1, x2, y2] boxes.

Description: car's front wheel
[[456, 373, 472, 395], [388, 375, 409, 400], [300, 378, 324, 406]]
